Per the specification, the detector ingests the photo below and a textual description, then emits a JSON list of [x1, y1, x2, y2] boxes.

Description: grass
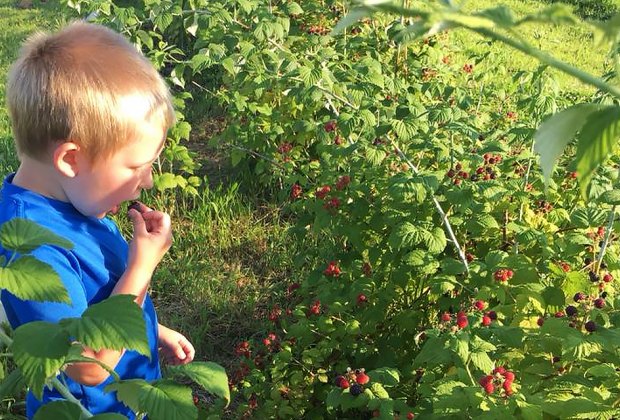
[[0, 0, 67, 175], [450, 0, 611, 96]]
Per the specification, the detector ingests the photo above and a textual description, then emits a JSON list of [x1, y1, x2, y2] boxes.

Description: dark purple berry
[[601, 291, 608, 299], [349, 383, 363, 396], [128, 201, 142, 213], [589, 271, 599, 282], [487, 311, 497, 320], [565, 305, 578, 317], [594, 298, 605, 309], [584, 258, 592, 266], [574, 292, 586, 302], [585, 320, 597, 332]]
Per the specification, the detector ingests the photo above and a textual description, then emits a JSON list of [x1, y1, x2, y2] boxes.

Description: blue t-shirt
[[0, 173, 161, 419]]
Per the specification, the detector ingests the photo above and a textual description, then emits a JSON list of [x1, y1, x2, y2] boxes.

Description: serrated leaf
[[424, 227, 447, 254], [11, 322, 70, 399], [167, 362, 230, 405], [470, 351, 494, 373], [286, 2, 303, 15], [365, 367, 400, 386], [107, 379, 197, 420], [597, 189, 620, 205], [333, 8, 372, 35], [370, 382, 390, 399], [1, 256, 70, 303], [298, 66, 322, 87], [575, 107, 620, 198], [366, 148, 387, 166], [0, 219, 73, 253], [154, 173, 179, 190], [389, 222, 421, 250], [533, 104, 603, 186], [59, 295, 149, 357]]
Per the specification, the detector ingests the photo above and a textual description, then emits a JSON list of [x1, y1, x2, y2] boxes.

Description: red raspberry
[[335, 375, 350, 389], [290, 184, 303, 199], [335, 175, 351, 190], [407, 413, 415, 420], [493, 366, 506, 375], [441, 312, 452, 322], [478, 375, 493, 387], [483, 383, 495, 394], [357, 293, 367, 305], [603, 273, 613, 283], [356, 371, 370, 385], [554, 311, 565, 318], [324, 120, 337, 132], [537, 317, 545, 327], [324, 261, 341, 277], [316, 185, 331, 199], [323, 197, 341, 210], [457, 310, 467, 318], [474, 300, 486, 311], [481, 315, 492, 326], [594, 298, 605, 308], [308, 300, 321, 316], [456, 316, 468, 329], [503, 371, 515, 382], [262, 338, 271, 346]]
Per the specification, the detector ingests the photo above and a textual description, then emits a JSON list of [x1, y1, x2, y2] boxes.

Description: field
[[1, 0, 620, 418]]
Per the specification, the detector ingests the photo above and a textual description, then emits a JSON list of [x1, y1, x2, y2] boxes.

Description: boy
[[0, 21, 195, 418]]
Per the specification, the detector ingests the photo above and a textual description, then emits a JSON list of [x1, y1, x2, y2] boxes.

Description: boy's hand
[[158, 324, 195, 366], [126, 201, 172, 275]]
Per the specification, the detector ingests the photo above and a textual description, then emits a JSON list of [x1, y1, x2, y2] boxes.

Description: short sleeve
[[1, 245, 88, 328]]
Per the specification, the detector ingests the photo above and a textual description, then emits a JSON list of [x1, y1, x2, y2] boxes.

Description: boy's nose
[[141, 168, 154, 190]]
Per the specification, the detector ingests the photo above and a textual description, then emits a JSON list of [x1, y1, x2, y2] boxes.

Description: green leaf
[[0, 218, 73, 253], [423, 227, 447, 254], [107, 379, 197, 420], [11, 322, 70, 399], [370, 382, 390, 399], [333, 8, 372, 35], [365, 367, 400, 386], [533, 104, 603, 186], [575, 106, 620, 197], [286, 2, 303, 15], [0, 368, 25, 400], [597, 189, 620, 205], [470, 351, 494, 373], [59, 295, 150, 357], [167, 362, 230, 405], [389, 222, 421, 250], [1, 256, 70, 303], [33, 400, 82, 420]]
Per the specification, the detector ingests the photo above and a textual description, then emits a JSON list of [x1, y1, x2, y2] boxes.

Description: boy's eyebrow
[[133, 135, 166, 167]]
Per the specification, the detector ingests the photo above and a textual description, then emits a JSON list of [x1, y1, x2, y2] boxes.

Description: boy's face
[[65, 121, 166, 219]]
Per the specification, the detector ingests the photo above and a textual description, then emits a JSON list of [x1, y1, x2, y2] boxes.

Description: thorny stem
[[393, 144, 470, 274], [596, 166, 620, 271]]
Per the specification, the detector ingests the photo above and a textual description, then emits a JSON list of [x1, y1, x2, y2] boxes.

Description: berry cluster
[[307, 300, 321, 317], [440, 310, 469, 329], [462, 63, 474, 73], [290, 183, 303, 200], [277, 142, 293, 154], [324, 260, 341, 277], [334, 368, 370, 396], [494, 268, 514, 282], [538, 291, 607, 333], [479, 366, 516, 396], [557, 261, 570, 272]]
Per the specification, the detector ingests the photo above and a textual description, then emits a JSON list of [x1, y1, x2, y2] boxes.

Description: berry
[[349, 383, 363, 396], [565, 305, 578, 317], [335, 375, 350, 389], [589, 271, 600, 282], [324, 261, 341, 277], [407, 413, 415, 420], [262, 338, 271, 346], [290, 184, 303, 199], [441, 312, 452, 322], [447, 169, 455, 178], [324, 120, 337, 132], [482, 315, 492, 326], [308, 300, 321, 316], [585, 320, 597, 332], [537, 317, 544, 327], [335, 175, 351, 190], [503, 371, 515, 382], [493, 366, 506, 375], [316, 185, 331, 199], [603, 273, 613, 283], [487, 311, 497, 320], [128, 201, 142, 213], [357, 294, 368, 305], [474, 300, 486, 311], [356, 371, 370, 385], [479, 375, 493, 387], [574, 292, 586, 302], [554, 311, 565, 318], [483, 383, 495, 394], [456, 316, 468, 329], [594, 298, 605, 309]]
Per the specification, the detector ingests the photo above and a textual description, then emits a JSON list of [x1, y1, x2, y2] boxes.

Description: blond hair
[[6, 21, 175, 162]]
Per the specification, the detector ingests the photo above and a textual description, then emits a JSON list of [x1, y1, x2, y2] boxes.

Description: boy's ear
[[52, 141, 81, 178]]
